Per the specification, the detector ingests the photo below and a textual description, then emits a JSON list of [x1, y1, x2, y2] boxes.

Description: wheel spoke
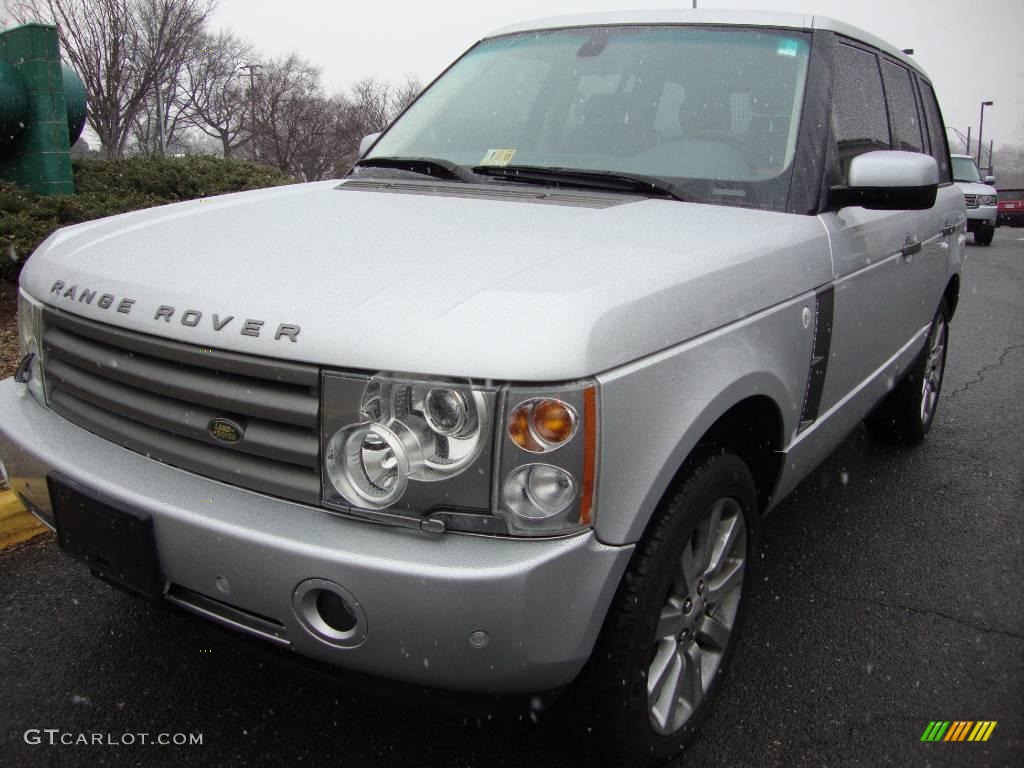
[[706, 508, 740, 577], [696, 614, 731, 652], [680, 539, 700, 593], [664, 650, 689, 728], [681, 644, 704, 711], [655, 600, 684, 641], [695, 500, 723, 573], [706, 559, 744, 603], [647, 638, 677, 701], [649, 646, 684, 732]]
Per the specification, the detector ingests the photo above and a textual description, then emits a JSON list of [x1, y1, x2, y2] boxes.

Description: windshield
[[952, 156, 982, 183], [366, 26, 812, 211]]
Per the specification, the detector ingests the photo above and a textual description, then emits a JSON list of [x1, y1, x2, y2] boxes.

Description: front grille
[[42, 309, 321, 504], [964, 193, 978, 209]]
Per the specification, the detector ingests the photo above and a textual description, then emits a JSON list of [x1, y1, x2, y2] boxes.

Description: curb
[[0, 488, 48, 549]]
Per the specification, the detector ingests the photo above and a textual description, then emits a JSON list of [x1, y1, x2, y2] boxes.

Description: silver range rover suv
[[1, 10, 963, 766]]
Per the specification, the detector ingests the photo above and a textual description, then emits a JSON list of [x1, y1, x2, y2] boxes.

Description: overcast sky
[[209, 0, 1024, 150]]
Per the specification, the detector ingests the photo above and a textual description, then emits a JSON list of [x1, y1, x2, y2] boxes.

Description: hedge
[[0, 156, 295, 282]]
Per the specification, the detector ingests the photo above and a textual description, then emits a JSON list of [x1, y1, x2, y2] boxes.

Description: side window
[[917, 78, 953, 183], [833, 43, 890, 183], [880, 60, 925, 153]]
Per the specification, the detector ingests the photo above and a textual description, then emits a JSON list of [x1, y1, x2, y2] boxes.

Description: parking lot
[[2, 228, 1022, 767]]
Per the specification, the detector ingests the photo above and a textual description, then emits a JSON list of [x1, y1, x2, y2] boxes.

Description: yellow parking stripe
[[981, 721, 997, 742], [0, 489, 48, 549]]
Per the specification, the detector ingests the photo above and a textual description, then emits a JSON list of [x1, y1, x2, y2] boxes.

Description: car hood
[[21, 179, 830, 380], [954, 181, 996, 196]]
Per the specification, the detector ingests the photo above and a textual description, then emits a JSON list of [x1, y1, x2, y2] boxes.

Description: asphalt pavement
[[1, 228, 1022, 768]]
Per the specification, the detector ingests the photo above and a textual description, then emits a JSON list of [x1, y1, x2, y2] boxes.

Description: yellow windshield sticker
[[479, 148, 517, 166]]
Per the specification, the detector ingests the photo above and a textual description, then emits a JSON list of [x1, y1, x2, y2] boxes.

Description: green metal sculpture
[[0, 23, 86, 195]]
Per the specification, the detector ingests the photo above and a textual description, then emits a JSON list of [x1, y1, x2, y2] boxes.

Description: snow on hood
[[21, 179, 829, 380]]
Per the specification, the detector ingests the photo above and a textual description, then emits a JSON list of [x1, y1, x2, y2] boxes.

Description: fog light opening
[[315, 589, 357, 633], [293, 579, 367, 648]]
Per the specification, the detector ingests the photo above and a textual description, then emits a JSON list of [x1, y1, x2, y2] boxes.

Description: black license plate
[[49, 476, 164, 599]]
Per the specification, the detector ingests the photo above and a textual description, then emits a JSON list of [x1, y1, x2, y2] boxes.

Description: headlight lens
[[17, 289, 47, 403], [326, 421, 416, 510], [322, 373, 493, 514], [978, 195, 997, 206], [503, 464, 577, 518], [424, 387, 473, 436]]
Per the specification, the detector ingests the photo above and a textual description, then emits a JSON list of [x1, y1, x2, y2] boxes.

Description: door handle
[[941, 224, 957, 236], [901, 239, 922, 259]]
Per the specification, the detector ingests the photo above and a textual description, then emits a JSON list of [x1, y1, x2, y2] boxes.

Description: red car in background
[[998, 188, 1024, 227]]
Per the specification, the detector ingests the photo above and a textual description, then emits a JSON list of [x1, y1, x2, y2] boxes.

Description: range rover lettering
[[0, 10, 964, 766]]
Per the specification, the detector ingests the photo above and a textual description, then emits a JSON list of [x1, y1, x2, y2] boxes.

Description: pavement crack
[[777, 553, 1024, 642], [948, 342, 1024, 397]]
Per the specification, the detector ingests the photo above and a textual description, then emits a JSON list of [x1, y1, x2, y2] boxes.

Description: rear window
[[1000, 190, 1024, 200], [880, 60, 925, 153], [917, 78, 952, 183], [832, 43, 890, 183]]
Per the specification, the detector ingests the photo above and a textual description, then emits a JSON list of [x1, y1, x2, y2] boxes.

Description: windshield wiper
[[354, 156, 480, 184], [470, 164, 690, 202]]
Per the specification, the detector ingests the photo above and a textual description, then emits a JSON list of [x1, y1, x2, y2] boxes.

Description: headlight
[[322, 372, 494, 517], [16, 289, 47, 403], [497, 383, 597, 536], [978, 195, 997, 206], [320, 372, 597, 537]]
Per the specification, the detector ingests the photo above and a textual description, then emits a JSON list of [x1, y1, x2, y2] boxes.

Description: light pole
[[240, 63, 264, 161], [976, 100, 993, 168]]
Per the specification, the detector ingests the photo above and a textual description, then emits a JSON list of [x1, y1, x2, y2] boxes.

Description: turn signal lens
[[508, 398, 577, 453], [532, 399, 575, 444], [509, 404, 540, 452]]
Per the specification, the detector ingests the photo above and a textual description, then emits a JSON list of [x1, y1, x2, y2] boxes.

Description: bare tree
[[390, 75, 423, 120], [332, 75, 422, 171], [181, 30, 252, 157], [12, 0, 216, 156], [346, 76, 392, 137], [249, 54, 326, 177]]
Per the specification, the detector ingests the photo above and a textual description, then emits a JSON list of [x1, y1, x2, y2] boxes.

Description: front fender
[[593, 291, 817, 545]]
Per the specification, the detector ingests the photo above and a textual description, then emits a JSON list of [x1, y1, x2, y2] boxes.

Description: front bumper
[[965, 206, 997, 229], [0, 378, 632, 693]]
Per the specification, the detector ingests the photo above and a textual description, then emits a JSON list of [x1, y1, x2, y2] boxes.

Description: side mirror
[[984, 175, 996, 185], [358, 132, 381, 159], [832, 151, 938, 211]]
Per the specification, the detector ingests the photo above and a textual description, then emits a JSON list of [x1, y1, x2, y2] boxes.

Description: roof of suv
[[487, 9, 926, 78]]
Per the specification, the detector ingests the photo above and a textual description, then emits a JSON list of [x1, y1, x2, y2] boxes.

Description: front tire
[[572, 450, 756, 766], [976, 225, 994, 246], [866, 299, 949, 443]]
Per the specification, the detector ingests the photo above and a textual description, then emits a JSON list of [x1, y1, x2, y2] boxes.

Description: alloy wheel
[[921, 316, 947, 424], [647, 497, 747, 735]]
